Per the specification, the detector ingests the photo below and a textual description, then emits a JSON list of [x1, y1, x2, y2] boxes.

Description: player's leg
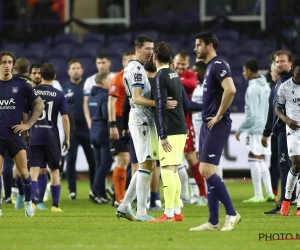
[[149, 162, 162, 210], [37, 168, 48, 209], [0, 153, 3, 217], [281, 133, 300, 216], [65, 135, 79, 199], [2, 152, 14, 204], [269, 134, 279, 199]]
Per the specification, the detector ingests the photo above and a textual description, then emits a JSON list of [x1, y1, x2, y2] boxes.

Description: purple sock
[[206, 174, 236, 216], [21, 176, 32, 202], [150, 191, 157, 207], [31, 181, 38, 204], [38, 174, 48, 203], [50, 185, 61, 207], [207, 182, 220, 225], [16, 175, 24, 195]]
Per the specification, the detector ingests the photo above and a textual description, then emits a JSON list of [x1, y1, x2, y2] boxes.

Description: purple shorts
[[27, 145, 61, 169], [199, 120, 230, 165], [0, 138, 27, 158]]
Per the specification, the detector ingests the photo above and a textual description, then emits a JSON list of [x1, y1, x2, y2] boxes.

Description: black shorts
[[110, 116, 129, 156], [0, 138, 27, 158]]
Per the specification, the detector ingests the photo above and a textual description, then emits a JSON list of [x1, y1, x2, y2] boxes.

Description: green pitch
[[0, 179, 299, 250]]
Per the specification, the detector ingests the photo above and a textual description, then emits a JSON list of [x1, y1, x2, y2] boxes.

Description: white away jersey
[[277, 78, 300, 126], [123, 60, 153, 126], [191, 83, 203, 133]]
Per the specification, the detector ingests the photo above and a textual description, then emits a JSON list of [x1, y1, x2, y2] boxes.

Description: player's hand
[[285, 117, 300, 131], [161, 138, 172, 152], [122, 129, 130, 136], [261, 136, 269, 147], [167, 97, 178, 109], [24, 131, 30, 144], [63, 139, 70, 152], [206, 115, 222, 130], [110, 127, 119, 140], [12, 123, 31, 134], [235, 131, 241, 141]]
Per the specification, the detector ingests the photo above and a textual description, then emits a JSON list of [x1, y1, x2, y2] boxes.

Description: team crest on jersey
[[220, 70, 227, 77], [12, 87, 18, 93]]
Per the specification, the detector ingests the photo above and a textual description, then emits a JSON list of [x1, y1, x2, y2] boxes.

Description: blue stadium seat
[[71, 46, 99, 60], [160, 33, 186, 44], [1, 43, 24, 58], [230, 55, 254, 70], [215, 29, 239, 42], [45, 44, 76, 61], [235, 40, 263, 58], [133, 30, 160, 42], [82, 33, 106, 46], [103, 42, 129, 57], [79, 58, 97, 77], [54, 32, 78, 46], [107, 32, 132, 44], [47, 58, 68, 75], [217, 40, 237, 57], [109, 56, 123, 73]]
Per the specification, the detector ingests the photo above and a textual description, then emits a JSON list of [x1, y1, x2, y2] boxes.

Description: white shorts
[[287, 127, 300, 156], [246, 134, 271, 155], [129, 124, 159, 163]]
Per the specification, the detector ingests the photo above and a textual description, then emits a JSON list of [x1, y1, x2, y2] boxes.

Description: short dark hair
[[14, 57, 30, 74], [97, 54, 110, 60], [0, 50, 16, 65], [174, 50, 190, 60], [244, 59, 259, 73], [95, 72, 108, 84], [153, 41, 172, 64], [194, 31, 219, 50], [29, 63, 42, 74], [40, 63, 56, 80], [274, 50, 293, 62], [269, 51, 276, 64], [194, 60, 207, 70], [144, 57, 156, 73], [68, 59, 82, 69], [134, 35, 154, 48], [292, 58, 300, 71]]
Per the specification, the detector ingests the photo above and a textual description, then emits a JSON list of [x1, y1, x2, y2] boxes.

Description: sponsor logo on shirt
[[0, 98, 16, 109], [169, 72, 178, 79], [214, 61, 222, 64], [66, 92, 74, 97], [110, 85, 116, 92], [220, 70, 227, 77], [134, 73, 142, 82], [12, 87, 18, 93]]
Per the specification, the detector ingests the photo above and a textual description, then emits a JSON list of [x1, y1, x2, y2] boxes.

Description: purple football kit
[[0, 75, 38, 157], [25, 84, 68, 169], [199, 56, 232, 165]]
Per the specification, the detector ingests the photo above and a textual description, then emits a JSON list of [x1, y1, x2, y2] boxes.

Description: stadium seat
[[133, 30, 160, 42], [103, 42, 129, 57], [160, 33, 186, 44], [1, 43, 24, 58], [82, 33, 106, 46], [79, 58, 97, 77], [107, 32, 132, 44], [235, 40, 263, 58], [109, 56, 123, 73], [258, 56, 270, 70], [217, 40, 237, 57], [215, 29, 239, 42], [230, 55, 253, 70], [168, 41, 185, 55], [54, 32, 78, 46], [71, 46, 99, 60], [45, 44, 76, 61], [47, 58, 68, 75]]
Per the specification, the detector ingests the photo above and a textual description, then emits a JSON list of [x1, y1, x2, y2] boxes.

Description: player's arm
[[108, 95, 119, 140], [132, 87, 155, 107], [83, 95, 91, 129], [207, 77, 236, 130], [13, 96, 44, 133], [62, 114, 70, 152]]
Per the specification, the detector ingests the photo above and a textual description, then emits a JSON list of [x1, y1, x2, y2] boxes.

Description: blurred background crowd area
[[0, 0, 300, 112]]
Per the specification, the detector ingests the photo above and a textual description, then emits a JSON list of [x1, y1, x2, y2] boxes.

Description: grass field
[[0, 179, 299, 250]]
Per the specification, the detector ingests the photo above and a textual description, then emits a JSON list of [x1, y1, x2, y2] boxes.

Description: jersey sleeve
[[214, 61, 232, 85], [276, 83, 286, 108], [23, 99, 31, 114], [60, 94, 69, 115], [155, 71, 168, 140], [25, 82, 39, 102], [108, 74, 121, 97]]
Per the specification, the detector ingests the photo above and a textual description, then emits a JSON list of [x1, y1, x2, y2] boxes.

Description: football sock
[[136, 169, 151, 217], [38, 174, 48, 203], [178, 165, 189, 200], [150, 191, 157, 207], [50, 185, 61, 207], [285, 170, 299, 200], [206, 174, 236, 216], [21, 176, 32, 202], [161, 169, 176, 217], [30, 181, 38, 204], [112, 167, 126, 203], [191, 162, 207, 197], [249, 158, 263, 198], [259, 160, 273, 196], [15, 175, 24, 195], [120, 171, 137, 210], [174, 172, 182, 215], [189, 178, 199, 197], [207, 182, 220, 225]]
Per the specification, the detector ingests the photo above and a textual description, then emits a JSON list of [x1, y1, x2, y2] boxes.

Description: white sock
[[249, 158, 263, 198], [174, 206, 181, 214], [120, 171, 138, 210], [296, 180, 300, 208], [165, 208, 174, 217], [285, 170, 299, 200], [259, 160, 273, 196], [189, 178, 199, 197], [178, 165, 190, 200], [136, 169, 151, 217], [216, 164, 223, 179]]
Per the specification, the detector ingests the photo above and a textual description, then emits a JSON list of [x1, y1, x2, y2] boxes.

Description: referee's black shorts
[[110, 116, 129, 156]]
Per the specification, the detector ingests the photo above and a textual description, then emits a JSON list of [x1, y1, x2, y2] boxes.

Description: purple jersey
[[25, 84, 68, 146], [0, 75, 38, 139], [202, 56, 233, 126]]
